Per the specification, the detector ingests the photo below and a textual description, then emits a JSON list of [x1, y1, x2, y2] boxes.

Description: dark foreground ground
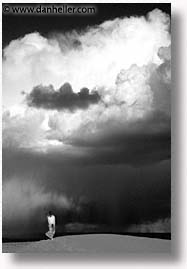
[[3, 234, 171, 253]]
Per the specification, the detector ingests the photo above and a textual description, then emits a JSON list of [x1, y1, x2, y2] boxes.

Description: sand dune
[[3, 234, 171, 254]]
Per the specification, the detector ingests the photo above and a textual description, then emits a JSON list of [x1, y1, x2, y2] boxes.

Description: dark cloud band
[[26, 82, 101, 111]]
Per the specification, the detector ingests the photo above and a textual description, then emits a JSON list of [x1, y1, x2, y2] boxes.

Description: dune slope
[[3, 234, 171, 253]]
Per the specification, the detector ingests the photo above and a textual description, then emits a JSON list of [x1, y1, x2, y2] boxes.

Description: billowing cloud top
[[3, 9, 171, 165]]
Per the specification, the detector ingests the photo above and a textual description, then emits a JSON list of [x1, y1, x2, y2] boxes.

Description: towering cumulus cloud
[[3, 8, 170, 153], [2, 8, 171, 237]]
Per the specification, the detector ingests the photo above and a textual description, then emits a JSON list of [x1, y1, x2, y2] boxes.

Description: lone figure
[[45, 211, 56, 240]]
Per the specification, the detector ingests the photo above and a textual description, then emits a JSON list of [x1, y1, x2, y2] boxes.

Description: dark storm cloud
[[3, 147, 171, 238], [86, 134, 170, 165], [26, 82, 101, 111], [46, 111, 170, 165], [3, 108, 170, 166]]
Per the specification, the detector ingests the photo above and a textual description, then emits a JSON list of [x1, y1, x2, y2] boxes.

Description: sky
[[2, 3, 171, 238]]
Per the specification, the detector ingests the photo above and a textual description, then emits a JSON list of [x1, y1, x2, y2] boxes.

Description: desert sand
[[3, 234, 171, 254]]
